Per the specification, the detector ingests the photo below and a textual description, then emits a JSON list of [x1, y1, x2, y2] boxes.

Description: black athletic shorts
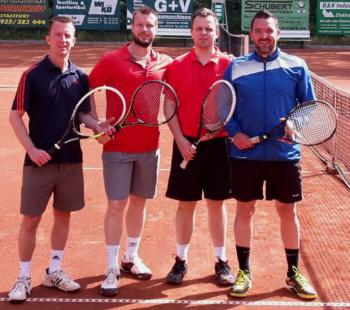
[[166, 137, 232, 201], [230, 159, 302, 203]]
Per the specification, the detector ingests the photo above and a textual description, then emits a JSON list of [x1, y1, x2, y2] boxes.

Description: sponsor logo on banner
[[60, 14, 85, 25], [88, 0, 118, 15], [154, 0, 191, 12]]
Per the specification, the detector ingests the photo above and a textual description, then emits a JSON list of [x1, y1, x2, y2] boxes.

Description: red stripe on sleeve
[[15, 64, 37, 111]]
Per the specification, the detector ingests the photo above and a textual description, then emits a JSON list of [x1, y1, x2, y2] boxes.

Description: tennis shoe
[[165, 256, 188, 285], [286, 266, 317, 299], [229, 269, 252, 298], [121, 255, 152, 280], [42, 268, 80, 292], [8, 277, 31, 302], [215, 258, 235, 286], [101, 268, 120, 296]]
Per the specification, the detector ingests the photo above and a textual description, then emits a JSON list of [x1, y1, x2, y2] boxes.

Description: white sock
[[106, 245, 120, 271], [215, 246, 227, 261], [176, 244, 189, 261], [49, 250, 64, 273], [19, 261, 32, 278], [125, 236, 140, 259]]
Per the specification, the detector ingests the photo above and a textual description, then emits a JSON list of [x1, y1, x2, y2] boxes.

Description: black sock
[[285, 248, 299, 277], [236, 245, 250, 272]]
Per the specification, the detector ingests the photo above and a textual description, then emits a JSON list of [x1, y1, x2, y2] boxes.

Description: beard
[[255, 40, 275, 56], [133, 35, 153, 48]]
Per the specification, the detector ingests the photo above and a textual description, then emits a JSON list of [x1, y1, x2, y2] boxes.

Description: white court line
[[83, 167, 171, 172], [0, 167, 322, 175], [0, 297, 349, 307], [0, 85, 17, 89], [0, 167, 171, 171], [14, 54, 45, 68]]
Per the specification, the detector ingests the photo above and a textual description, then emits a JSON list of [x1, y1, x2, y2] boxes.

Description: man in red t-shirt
[[164, 8, 234, 286], [89, 6, 172, 296]]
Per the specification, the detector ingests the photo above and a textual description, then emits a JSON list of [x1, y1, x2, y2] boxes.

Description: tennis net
[[311, 72, 350, 189], [218, 25, 249, 57]]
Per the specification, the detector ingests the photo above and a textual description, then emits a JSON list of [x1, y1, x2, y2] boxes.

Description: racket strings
[[202, 83, 235, 132], [75, 90, 108, 137], [72, 97, 91, 137], [288, 102, 337, 145], [73, 87, 126, 137], [132, 82, 177, 125]]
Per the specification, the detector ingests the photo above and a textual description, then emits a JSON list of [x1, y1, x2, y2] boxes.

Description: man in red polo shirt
[[89, 6, 172, 296], [164, 8, 234, 286]]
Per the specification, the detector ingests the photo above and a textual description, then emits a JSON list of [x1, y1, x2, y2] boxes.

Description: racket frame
[[72, 85, 126, 139], [48, 85, 126, 155], [203, 80, 236, 133], [115, 80, 178, 130], [180, 80, 236, 169], [249, 100, 337, 146]]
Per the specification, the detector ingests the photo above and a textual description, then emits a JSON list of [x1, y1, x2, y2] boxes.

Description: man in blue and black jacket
[[224, 10, 317, 300]]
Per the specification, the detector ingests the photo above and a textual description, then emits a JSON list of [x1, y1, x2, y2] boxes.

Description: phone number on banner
[[0, 18, 45, 25]]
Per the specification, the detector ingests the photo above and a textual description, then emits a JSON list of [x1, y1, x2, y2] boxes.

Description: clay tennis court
[[0, 42, 349, 309]]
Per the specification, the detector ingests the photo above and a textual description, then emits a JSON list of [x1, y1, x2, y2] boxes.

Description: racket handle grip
[[180, 159, 189, 169], [249, 135, 267, 144], [47, 144, 61, 156], [179, 144, 197, 169]]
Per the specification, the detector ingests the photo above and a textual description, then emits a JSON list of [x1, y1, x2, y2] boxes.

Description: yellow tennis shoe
[[286, 266, 317, 300], [229, 269, 252, 298]]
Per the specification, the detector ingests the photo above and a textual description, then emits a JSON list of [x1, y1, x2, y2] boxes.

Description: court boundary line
[[0, 167, 171, 171], [0, 297, 350, 307], [0, 85, 17, 89]]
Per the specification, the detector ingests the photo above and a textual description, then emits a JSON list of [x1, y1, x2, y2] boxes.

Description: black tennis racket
[[249, 100, 337, 146], [47, 86, 126, 155], [180, 80, 236, 169], [114, 80, 178, 132]]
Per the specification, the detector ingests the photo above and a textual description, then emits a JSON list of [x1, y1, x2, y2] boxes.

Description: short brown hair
[[191, 8, 219, 30], [251, 10, 279, 30], [131, 6, 158, 25], [48, 16, 75, 34]]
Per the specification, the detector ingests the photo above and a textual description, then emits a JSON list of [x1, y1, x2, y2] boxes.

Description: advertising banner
[[316, 0, 350, 35], [241, 0, 310, 38], [53, 0, 121, 30], [0, 0, 48, 28], [126, 0, 193, 36], [211, 0, 226, 24]]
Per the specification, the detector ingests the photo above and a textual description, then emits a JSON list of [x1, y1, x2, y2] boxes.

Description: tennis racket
[[113, 80, 178, 132], [180, 80, 236, 169], [47, 85, 126, 155], [249, 100, 337, 146]]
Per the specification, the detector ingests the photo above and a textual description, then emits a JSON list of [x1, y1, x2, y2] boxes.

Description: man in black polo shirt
[[8, 16, 96, 302]]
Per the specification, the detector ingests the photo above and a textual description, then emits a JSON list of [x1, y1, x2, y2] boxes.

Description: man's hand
[[231, 132, 255, 150], [279, 119, 296, 144], [93, 117, 116, 145], [176, 136, 196, 162], [28, 147, 51, 167]]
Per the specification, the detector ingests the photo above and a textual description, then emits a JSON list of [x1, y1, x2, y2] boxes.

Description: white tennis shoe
[[8, 277, 32, 302], [121, 254, 152, 280], [42, 268, 80, 292], [100, 268, 120, 296]]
